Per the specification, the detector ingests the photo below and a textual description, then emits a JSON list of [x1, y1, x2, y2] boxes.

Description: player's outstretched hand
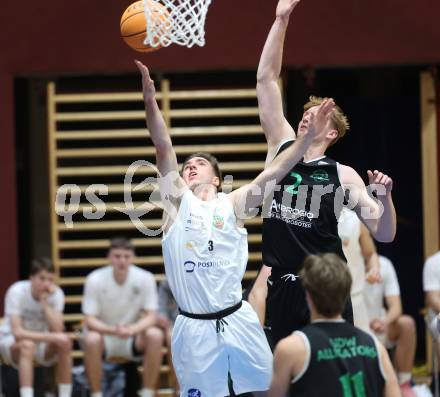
[[313, 98, 335, 133], [134, 59, 156, 100], [299, 98, 334, 141], [276, 0, 301, 19], [367, 170, 393, 194]]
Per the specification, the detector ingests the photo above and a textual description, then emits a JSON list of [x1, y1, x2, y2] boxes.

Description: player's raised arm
[[135, 60, 181, 178], [230, 99, 334, 220], [339, 165, 396, 242], [135, 60, 186, 225], [257, 0, 300, 164]]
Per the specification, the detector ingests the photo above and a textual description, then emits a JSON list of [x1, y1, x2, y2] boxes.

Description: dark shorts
[[266, 272, 353, 348]]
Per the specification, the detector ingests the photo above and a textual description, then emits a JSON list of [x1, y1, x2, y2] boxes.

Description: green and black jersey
[[262, 139, 347, 274], [262, 139, 353, 345], [290, 320, 385, 397]]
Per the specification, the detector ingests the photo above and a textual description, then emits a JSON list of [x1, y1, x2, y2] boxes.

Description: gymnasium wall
[[0, 75, 18, 302], [1, 0, 440, 302], [437, 80, 440, 237], [1, 0, 440, 74]]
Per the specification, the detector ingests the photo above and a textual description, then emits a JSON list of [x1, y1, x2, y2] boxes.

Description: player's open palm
[[134, 60, 156, 99], [315, 98, 335, 131], [276, 0, 301, 19], [301, 98, 335, 141], [367, 170, 393, 194]]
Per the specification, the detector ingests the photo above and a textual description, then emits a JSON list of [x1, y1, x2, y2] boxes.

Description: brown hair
[[303, 96, 350, 145], [30, 257, 55, 276], [109, 237, 135, 252], [182, 152, 222, 190], [300, 253, 352, 317]]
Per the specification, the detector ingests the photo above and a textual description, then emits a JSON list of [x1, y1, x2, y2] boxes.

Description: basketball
[[120, 0, 169, 52]]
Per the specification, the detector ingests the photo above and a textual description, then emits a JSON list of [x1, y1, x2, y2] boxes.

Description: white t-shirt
[[423, 251, 440, 292], [364, 256, 400, 321], [1, 280, 64, 334], [82, 265, 158, 326]]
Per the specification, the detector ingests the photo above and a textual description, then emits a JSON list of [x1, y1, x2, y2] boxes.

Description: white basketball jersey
[[162, 190, 248, 313], [338, 208, 365, 295]]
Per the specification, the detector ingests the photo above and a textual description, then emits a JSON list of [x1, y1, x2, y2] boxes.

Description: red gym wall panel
[[437, 80, 440, 247], [0, 73, 18, 312], [1, 0, 440, 75]]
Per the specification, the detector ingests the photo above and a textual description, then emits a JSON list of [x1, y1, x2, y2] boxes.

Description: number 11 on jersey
[[339, 372, 366, 397]]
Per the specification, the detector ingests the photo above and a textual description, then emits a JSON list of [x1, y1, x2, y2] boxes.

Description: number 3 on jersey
[[285, 172, 302, 195], [208, 240, 214, 252]]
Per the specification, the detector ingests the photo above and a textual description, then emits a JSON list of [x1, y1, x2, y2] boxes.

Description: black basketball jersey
[[262, 139, 346, 274], [290, 321, 385, 397]]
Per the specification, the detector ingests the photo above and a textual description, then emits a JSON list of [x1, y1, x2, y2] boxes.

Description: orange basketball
[[120, 0, 169, 52]]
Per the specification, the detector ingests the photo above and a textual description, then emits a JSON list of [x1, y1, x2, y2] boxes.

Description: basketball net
[[144, 0, 212, 48]]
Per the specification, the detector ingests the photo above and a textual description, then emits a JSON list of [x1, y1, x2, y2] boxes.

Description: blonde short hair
[[304, 96, 350, 145]]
